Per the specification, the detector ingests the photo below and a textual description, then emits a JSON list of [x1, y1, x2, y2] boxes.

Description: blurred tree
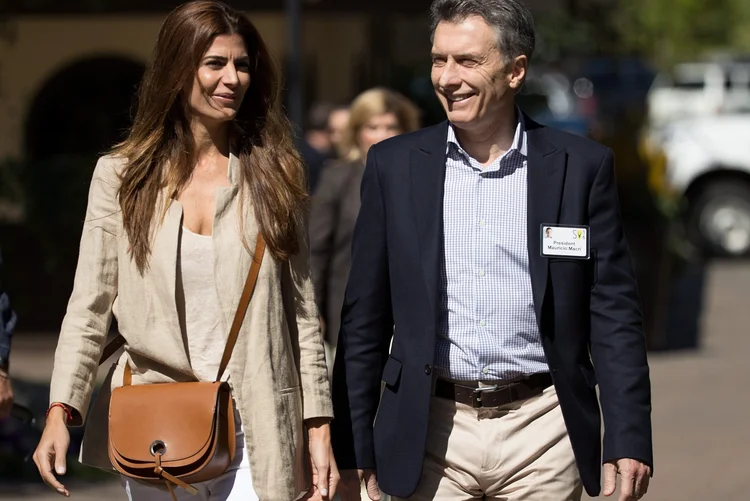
[[534, 9, 598, 63], [615, 0, 750, 68]]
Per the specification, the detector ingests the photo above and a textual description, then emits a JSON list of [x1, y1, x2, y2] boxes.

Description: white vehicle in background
[[646, 60, 750, 129], [643, 113, 750, 257]]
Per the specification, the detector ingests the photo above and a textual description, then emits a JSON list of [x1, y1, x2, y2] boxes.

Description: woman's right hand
[[32, 406, 71, 497]]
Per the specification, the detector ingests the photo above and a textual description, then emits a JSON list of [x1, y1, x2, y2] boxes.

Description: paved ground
[[2, 261, 749, 500]]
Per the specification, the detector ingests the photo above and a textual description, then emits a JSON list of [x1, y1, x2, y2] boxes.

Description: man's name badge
[[541, 224, 590, 259]]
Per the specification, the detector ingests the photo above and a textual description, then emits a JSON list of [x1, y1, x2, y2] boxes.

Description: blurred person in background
[[331, 0, 653, 500], [310, 88, 420, 373], [326, 105, 351, 159], [0, 248, 17, 418], [31, 2, 337, 500], [305, 101, 349, 159], [298, 137, 328, 194], [301, 102, 350, 193]]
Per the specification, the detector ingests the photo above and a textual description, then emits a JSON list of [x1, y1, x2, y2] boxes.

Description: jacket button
[[424, 365, 432, 375]]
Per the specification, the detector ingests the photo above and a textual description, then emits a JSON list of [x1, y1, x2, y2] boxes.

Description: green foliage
[[534, 9, 599, 62], [615, 0, 750, 68]]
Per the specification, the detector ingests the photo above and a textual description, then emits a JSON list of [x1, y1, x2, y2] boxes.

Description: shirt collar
[[446, 106, 527, 158]]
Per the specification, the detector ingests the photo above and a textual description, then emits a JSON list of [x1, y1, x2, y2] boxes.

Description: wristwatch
[[0, 355, 9, 375]]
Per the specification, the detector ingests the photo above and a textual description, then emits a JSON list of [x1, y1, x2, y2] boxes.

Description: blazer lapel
[[409, 122, 449, 326], [148, 195, 194, 371], [212, 152, 246, 336], [525, 118, 567, 325]]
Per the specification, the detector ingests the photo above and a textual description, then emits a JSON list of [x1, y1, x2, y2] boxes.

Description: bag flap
[[109, 381, 225, 463]]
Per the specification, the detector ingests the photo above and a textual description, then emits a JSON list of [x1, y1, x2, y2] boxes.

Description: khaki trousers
[[394, 384, 582, 501]]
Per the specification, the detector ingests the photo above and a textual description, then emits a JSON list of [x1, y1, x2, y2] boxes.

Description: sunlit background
[[1, 1, 749, 499]]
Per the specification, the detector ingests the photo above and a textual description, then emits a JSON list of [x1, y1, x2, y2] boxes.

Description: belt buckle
[[471, 385, 499, 408], [471, 384, 517, 408]]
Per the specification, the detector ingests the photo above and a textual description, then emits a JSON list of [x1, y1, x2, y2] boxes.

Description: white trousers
[[122, 409, 258, 501]]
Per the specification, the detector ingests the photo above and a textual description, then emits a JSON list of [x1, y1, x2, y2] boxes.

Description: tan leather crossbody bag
[[95, 234, 265, 499]]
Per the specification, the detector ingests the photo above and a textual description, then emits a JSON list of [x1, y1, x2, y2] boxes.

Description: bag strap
[[215, 233, 265, 381], [98, 233, 266, 383]]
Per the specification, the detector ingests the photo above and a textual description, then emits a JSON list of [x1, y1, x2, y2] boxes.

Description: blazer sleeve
[[49, 156, 121, 426], [331, 145, 393, 470], [285, 221, 334, 420], [588, 148, 653, 470]]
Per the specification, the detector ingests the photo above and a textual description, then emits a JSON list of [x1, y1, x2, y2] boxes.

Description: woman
[[309, 87, 420, 369], [32, 2, 338, 500]]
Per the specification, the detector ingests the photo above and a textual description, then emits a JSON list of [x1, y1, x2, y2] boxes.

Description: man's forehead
[[432, 18, 497, 53]]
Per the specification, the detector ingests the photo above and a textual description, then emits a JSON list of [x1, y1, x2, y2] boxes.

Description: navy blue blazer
[[330, 116, 653, 498]]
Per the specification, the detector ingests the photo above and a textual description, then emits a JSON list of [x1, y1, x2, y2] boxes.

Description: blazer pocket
[[381, 356, 403, 390], [279, 385, 302, 395], [579, 365, 598, 388]]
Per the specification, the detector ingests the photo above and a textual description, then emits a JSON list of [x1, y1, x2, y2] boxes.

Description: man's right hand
[[339, 469, 380, 501]]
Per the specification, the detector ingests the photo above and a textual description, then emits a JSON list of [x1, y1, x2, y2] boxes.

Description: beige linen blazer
[[49, 154, 333, 500]]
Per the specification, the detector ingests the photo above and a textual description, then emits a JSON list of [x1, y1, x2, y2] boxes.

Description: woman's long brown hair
[[113, 0, 307, 273]]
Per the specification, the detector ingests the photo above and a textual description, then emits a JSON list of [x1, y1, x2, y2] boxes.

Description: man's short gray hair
[[429, 0, 535, 62]]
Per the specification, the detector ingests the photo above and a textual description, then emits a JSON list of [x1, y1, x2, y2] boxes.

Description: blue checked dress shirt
[[434, 114, 549, 381]]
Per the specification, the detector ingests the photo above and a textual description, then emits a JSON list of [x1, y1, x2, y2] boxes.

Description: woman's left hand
[[305, 417, 340, 501]]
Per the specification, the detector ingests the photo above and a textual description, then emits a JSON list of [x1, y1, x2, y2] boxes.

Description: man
[[0, 248, 17, 418], [331, 1, 653, 500], [305, 101, 351, 160], [302, 101, 351, 193]]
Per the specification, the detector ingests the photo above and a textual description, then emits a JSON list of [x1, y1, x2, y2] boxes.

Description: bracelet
[[46, 403, 73, 424]]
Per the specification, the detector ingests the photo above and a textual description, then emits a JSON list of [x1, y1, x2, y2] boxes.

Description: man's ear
[[509, 55, 528, 91]]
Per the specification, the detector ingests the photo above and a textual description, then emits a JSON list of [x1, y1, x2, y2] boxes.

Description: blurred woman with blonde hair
[[310, 87, 420, 368]]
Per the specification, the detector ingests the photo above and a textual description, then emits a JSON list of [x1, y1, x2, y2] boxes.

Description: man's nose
[[438, 61, 461, 88]]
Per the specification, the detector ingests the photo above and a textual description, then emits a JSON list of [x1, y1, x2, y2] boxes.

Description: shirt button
[[482, 366, 489, 375], [479, 219, 486, 227], [424, 365, 432, 375], [479, 270, 485, 277], [479, 320, 486, 327]]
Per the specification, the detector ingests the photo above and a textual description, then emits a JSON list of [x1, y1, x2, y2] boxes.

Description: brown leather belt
[[434, 372, 553, 408]]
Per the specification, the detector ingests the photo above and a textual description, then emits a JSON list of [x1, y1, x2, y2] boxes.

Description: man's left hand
[[603, 458, 651, 500], [0, 371, 13, 418]]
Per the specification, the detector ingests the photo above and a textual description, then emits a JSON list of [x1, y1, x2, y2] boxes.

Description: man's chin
[[446, 113, 478, 130]]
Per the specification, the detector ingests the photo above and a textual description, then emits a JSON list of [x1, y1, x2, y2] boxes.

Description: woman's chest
[[177, 172, 232, 234]]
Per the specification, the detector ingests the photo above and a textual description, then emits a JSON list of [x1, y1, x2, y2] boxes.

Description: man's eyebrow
[[452, 52, 482, 59], [430, 52, 481, 59]]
